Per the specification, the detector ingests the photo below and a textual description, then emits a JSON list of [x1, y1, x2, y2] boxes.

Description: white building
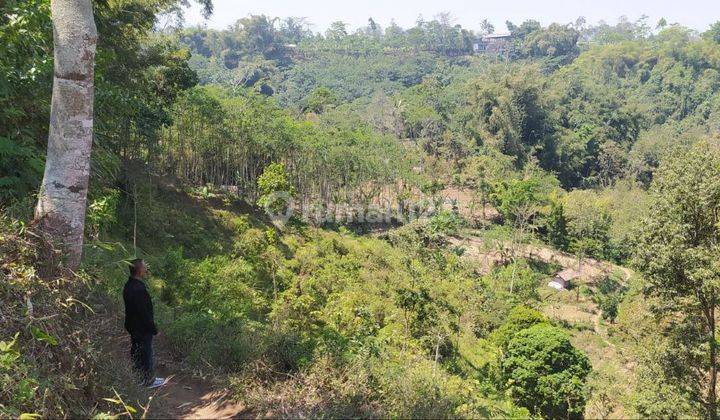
[[548, 268, 580, 290]]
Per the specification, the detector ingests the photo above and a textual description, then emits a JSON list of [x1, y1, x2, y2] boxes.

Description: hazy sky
[[182, 0, 720, 33]]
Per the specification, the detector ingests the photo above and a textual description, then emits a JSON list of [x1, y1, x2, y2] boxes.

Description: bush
[[0, 216, 143, 417], [427, 210, 464, 237], [236, 354, 379, 418], [501, 324, 591, 419], [487, 262, 542, 305], [257, 162, 295, 216], [593, 273, 627, 322], [490, 305, 547, 349], [156, 252, 272, 369], [238, 351, 530, 419]]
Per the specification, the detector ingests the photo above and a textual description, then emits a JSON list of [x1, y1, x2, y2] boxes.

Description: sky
[[181, 0, 720, 33]]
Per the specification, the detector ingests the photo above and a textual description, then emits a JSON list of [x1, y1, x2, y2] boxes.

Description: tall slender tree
[[34, 0, 97, 269], [634, 141, 720, 419]]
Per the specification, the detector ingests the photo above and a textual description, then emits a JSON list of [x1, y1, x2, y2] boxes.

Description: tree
[[367, 17, 381, 36], [494, 176, 550, 230], [633, 141, 720, 419], [479, 19, 494, 35], [519, 23, 580, 61], [460, 151, 513, 220], [592, 274, 626, 322], [501, 324, 591, 418], [468, 68, 557, 168], [543, 200, 569, 251], [34, 0, 97, 269], [0, 0, 53, 201], [305, 86, 338, 114], [597, 141, 628, 187], [280, 17, 312, 44], [490, 305, 546, 349], [563, 189, 612, 262], [325, 21, 348, 41], [257, 162, 295, 218], [705, 21, 720, 43], [493, 172, 557, 269]]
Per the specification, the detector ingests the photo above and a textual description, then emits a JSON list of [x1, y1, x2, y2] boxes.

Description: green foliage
[[7, 1, 720, 415], [704, 21, 720, 44], [632, 354, 702, 418], [517, 23, 580, 63], [0, 0, 52, 200], [490, 305, 547, 349], [488, 262, 543, 304], [493, 173, 557, 230], [0, 333, 20, 369], [427, 210, 464, 237], [460, 150, 515, 219], [633, 140, 720, 418], [99, 188, 560, 415], [28, 327, 58, 346], [0, 331, 38, 414], [501, 324, 592, 418], [0, 0, 208, 203], [467, 66, 559, 168], [543, 200, 570, 251], [155, 86, 415, 205], [563, 189, 613, 260], [591, 273, 627, 322], [0, 216, 144, 417], [256, 162, 295, 215], [304, 86, 338, 113], [86, 189, 120, 240]]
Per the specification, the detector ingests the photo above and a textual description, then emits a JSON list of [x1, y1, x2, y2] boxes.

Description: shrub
[[593, 273, 627, 322], [236, 354, 379, 418], [257, 162, 295, 216], [427, 210, 464, 237], [0, 216, 143, 417], [488, 262, 542, 304], [501, 324, 592, 419], [490, 305, 547, 349], [86, 189, 120, 239]]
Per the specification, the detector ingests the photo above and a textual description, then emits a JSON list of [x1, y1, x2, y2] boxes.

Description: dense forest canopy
[[3, 1, 720, 418]]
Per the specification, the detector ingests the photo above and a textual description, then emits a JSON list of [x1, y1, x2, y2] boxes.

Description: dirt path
[[449, 232, 633, 283], [103, 228, 630, 419], [453, 230, 630, 351], [150, 338, 248, 419], [106, 330, 249, 419]]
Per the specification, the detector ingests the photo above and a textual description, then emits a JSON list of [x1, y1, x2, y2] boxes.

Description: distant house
[[474, 33, 512, 56], [548, 268, 580, 290]]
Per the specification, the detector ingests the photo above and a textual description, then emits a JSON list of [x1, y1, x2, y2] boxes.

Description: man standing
[[123, 259, 165, 388]]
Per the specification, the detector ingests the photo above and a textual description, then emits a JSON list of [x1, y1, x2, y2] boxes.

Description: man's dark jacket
[[123, 277, 158, 336]]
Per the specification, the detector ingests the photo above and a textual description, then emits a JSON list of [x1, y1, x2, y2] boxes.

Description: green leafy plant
[[501, 324, 591, 418], [256, 162, 296, 216]]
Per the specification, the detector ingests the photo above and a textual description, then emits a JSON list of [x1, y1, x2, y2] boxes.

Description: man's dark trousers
[[130, 333, 153, 384], [124, 275, 157, 385]]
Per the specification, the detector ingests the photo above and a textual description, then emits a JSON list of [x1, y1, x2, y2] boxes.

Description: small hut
[[548, 268, 580, 290], [473, 33, 512, 55]]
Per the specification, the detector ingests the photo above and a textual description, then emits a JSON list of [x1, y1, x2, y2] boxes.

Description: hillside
[[1, 181, 642, 417], [4, 1, 720, 418]]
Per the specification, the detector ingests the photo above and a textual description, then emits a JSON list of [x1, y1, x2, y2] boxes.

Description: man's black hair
[[129, 258, 145, 276]]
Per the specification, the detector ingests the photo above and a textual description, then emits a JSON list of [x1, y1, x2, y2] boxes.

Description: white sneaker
[[147, 377, 168, 389]]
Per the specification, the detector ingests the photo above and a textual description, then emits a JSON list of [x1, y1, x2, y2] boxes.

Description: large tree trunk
[[34, 0, 97, 270]]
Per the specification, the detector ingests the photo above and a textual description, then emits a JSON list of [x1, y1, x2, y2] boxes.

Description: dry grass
[[0, 216, 147, 417], [232, 356, 382, 418]]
